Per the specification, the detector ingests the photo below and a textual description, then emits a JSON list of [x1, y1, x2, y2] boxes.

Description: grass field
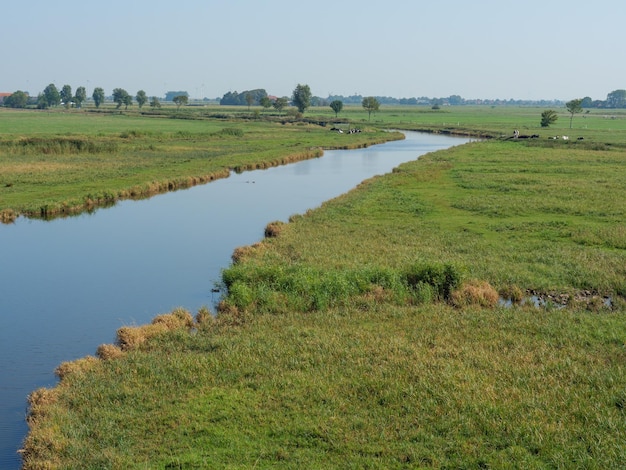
[[17, 104, 626, 469], [0, 107, 399, 221]]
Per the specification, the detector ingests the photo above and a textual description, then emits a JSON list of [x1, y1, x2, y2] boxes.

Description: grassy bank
[[20, 105, 626, 468], [228, 140, 626, 300], [23, 305, 626, 469], [0, 108, 398, 221]]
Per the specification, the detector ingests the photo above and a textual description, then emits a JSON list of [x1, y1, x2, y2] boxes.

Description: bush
[[404, 262, 462, 301]]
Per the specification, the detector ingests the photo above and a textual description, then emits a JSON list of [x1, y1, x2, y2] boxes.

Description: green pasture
[[0, 108, 397, 219], [16, 104, 626, 469], [24, 305, 626, 469]]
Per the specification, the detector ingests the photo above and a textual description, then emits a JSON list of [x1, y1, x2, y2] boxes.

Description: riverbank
[[0, 109, 402, 222], [22, 125, 626, 468]]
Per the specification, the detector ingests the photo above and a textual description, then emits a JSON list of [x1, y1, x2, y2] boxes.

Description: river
[[0, 131, 470, 468]]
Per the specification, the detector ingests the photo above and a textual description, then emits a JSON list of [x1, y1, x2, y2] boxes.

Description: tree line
[[1, 81, 383, 121], [1, 84, 190, 110]]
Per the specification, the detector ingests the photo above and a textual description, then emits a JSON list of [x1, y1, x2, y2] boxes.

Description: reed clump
[[0, 208, 17, 223], [450, 279, 499, 308], [117, 308, 194, 351], [96, 343, 125, 361], [26, 388, 59, 424], [264, 220, 285, 238], [54, 356, 99, 381], [231, 242, 264, 264], [499, 284, 525, 303]]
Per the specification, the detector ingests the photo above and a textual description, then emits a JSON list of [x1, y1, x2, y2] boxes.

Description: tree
[[245, 92, 254, 111], [36, 94, 47, 109], [581, 96, 593, 108], [173, 95, 188, 110], [540, 109, 558, 127], [60, 85, 73, 108], [272, 97, 288, 114], [165, 91, 189, 101], [260, 96, 272, 112], [112, 88, 130, 109], [92, 87, 105, 108], [362, 96, 380, 120], [42, 83, 61, 108], [220, 89, 268, 106], [291, 84, 312, 113], [136, 90, 148, 109], [123, 93, 133, 110], [149, 96, 161, 109], [565, 99, 582, 128], [448, 94, 464, 105], [330, 100, 343, 118], [74, 86, 86, 108], [605, 89, 626, 108], [4, 90, 29, 108]]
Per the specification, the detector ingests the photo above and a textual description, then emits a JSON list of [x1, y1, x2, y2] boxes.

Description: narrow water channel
[[0, 131, 469, 468]]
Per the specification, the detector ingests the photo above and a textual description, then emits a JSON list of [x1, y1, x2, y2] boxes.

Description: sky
[[2, 0, 625, 102]]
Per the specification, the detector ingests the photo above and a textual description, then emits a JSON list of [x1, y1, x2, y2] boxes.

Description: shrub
[[404, 262, 462, 301]]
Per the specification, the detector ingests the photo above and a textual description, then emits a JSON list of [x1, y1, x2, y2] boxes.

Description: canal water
[[0, 131, 469, 468]]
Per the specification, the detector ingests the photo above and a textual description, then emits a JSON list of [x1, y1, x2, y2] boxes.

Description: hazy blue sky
[[3, 0, 624, 101]]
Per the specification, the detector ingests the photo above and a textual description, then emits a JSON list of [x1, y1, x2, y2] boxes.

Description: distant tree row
[[0, 84, 186, 110], [220, 89, 268, 106], [582, 89, 626, 108]]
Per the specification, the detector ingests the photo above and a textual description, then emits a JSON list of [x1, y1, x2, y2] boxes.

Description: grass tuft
[[54, 356, 99, 381], [96, 343, 125, 361], [450, 279, 499, 308], [264, 220, 285, 238]]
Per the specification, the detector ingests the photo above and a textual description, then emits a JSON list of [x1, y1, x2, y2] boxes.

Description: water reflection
[[0, 132, 469, 468]]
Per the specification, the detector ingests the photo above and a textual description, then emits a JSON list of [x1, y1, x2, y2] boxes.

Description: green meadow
[[0, 107, 397, 221], [16, 104, 626, 469]]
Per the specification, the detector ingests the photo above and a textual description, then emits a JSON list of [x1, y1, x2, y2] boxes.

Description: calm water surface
[[0, 132, 469, 468]]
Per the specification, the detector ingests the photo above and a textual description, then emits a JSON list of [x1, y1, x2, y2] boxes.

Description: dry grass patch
[[264, 220, 286, 238], [96, 343, 125, 361], [26, 388, 59, 425], [0, 208, 17, 223], [54, 356, 99, 381], [232, 242, 264, 264], [117, 308, 193, 350], [451, 280, 499, 308]]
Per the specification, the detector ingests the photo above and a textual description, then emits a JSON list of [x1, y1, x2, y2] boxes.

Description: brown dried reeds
[[264, 221, 285, 238], [231, 242, 263, 263], [195, 306, 213, 326], [116, 324, 167, 351], [96, 343, 125, 360], [450, 280, 499, 308], [0, 208, 17, 223], [26, 388, 59, 425], [54, 356, 99, 381], [117, 308, 194, 351], [153, 307, 194, 329]]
